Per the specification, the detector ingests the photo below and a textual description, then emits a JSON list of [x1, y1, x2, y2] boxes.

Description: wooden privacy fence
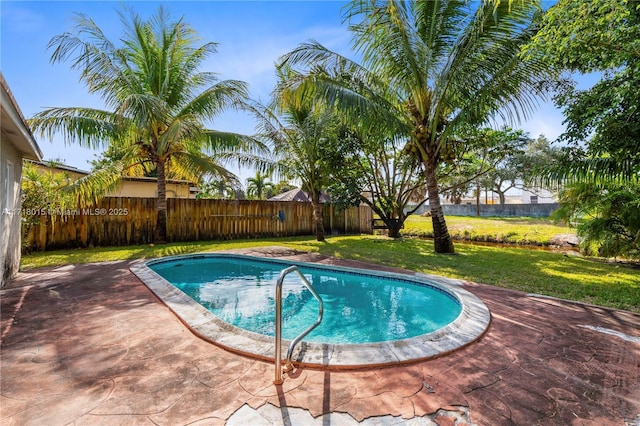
[[23, 198, 373, 251]]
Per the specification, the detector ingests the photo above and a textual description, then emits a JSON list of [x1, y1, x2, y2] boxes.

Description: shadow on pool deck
[[1, 247, 639, 425]]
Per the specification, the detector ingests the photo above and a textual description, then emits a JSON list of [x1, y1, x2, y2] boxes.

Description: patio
[[1, 247, 639, 425]]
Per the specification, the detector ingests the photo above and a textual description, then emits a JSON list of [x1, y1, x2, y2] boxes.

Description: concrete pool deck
[[1, 247, 639, 425]]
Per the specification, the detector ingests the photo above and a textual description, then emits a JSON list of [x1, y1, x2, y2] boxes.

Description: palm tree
[[197, 178, 238, 199], [245, 171, 274, 200], [28, 6, 262, 243], [245, 76, 338, 241], [279, 0, 554, 253]]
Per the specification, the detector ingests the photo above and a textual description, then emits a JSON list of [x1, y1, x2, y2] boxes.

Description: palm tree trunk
[[312, 194, 325, 242], [155, 159, 168, 244], [424, 158, 454, 254]]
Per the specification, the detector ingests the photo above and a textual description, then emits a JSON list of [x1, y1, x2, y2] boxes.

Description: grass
[[402, 215, 573, 245], [21, 232, 639, 313], [19, 238, 301, 269]]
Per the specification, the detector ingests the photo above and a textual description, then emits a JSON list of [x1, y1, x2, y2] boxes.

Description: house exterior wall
[[441, 190, 557, 206], [1, 138, 24, 285], [30, 163, 196, 199], [1, 72, 43, 286], [519, 188, 557, 204], [106, 180, 194, 198], [441, 194, 525, 205]]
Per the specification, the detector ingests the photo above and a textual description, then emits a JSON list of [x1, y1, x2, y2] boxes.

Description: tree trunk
[[312, 195, 325, 242], [476, 180, 481, 217], [155, 159, 168, 244], [424, 158, 454, 254], [387, 223, 402, 238]]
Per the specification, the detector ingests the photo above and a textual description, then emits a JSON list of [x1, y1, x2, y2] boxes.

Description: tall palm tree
[[28, 6, 262, 243], [279, 0, 554, 253]]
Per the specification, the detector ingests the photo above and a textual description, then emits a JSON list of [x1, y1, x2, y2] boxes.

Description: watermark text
[[18, 207, 129, 216]]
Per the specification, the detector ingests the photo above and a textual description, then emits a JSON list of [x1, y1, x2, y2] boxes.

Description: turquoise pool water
[[150, 256, 462, 345]]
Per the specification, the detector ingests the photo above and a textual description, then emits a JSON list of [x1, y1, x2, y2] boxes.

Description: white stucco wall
[[1, 72, 43, 286], [1, 140, 23, 285]]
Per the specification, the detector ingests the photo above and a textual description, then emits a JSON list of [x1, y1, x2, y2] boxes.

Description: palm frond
[[179, 79, 249, 120], [169, 150, 237, 183], [278, 42, 405, 134], [28, 107, 127, 149], [65, 160, 129, 206], [155, 115, 201, 157], [202, 130, 271, 172], [434, 0, 546, 132], [542, 157, 640, 186]]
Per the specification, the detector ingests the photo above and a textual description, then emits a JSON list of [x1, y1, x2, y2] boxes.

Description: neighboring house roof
[[29, 160, 90, 176], [268, 188, 331, 203], [1, 72, 43, 161]]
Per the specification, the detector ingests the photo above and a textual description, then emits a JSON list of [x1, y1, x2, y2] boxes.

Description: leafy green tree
[[475, 133, 562, 205], [433, 126, 535, 209], [479, 134, 528, 205], [523, 0, 639, 258], [524, 0, 640, 183], [453, 127, 529, 206], [20, 160, 76, 251], [28, 6, 262, 243], [515, 135, 563, 195], [525, 0, 639, 73], [280, 0, 554, 253], [245, 171, 274, 200], [324, 126, 425, 238]]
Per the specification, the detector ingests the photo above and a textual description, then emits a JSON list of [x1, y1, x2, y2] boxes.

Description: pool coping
[[130, 252, 491, 369]]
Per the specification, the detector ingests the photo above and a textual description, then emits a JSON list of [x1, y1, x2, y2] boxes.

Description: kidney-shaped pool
[[131, 253, 490, 368]]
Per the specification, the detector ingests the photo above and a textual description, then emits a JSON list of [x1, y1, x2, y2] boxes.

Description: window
[[530, 195, 538, 204]]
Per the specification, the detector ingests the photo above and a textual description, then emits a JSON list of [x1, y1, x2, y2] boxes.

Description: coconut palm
[[279, 0, 554, 253], [28, 6, 263, 242], [245, 171, 274, 200]]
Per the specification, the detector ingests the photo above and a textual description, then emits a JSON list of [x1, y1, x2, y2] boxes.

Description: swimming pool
[[131, 252, 490, 368], [149, 256, 462, 344]]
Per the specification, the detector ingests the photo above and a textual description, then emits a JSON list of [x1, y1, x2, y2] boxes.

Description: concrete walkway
[[1, 248, 639, 425]]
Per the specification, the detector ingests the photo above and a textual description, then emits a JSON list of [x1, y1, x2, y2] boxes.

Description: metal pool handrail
[[274, 265, 324, 385]]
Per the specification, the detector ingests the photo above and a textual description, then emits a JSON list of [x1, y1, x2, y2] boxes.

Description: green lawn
[[402, 215, 573, 245], [21, 232, 639, 313]]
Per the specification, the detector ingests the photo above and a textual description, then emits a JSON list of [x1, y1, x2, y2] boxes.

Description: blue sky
[[2, 0, 575, 183]]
